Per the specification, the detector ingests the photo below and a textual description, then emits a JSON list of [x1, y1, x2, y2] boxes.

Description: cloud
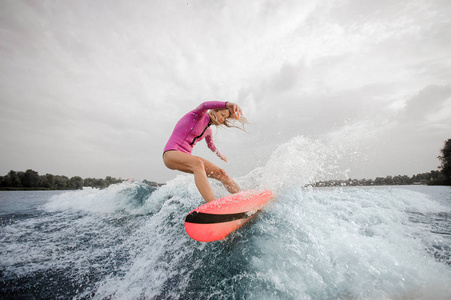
[[403, 84, 451, 122], [1, 0, 451, 181]]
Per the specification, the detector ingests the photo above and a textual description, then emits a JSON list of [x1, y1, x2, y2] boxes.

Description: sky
[[1, 0, 450, 183]]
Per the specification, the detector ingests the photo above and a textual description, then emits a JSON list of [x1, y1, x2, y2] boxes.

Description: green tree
[[385, 175, 393, 185], [438, 138, 451, 185], [0, 175, 8, 187], [1, 170, 23, 187], [374, 177, 384, 185], [11, 170, 22, 187], [0, 174, 10, 187], [39, 175, 49, 189], [23, 169, 40, 188], [84, 178, 94, 188], [54, 175, 69, 190], [96, 179, 107, 189], [45, 174, 55, 189], [69, 176, 84, 190]]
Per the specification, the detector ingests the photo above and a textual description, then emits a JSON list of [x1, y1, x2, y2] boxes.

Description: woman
[[163, 101, 244, 202]]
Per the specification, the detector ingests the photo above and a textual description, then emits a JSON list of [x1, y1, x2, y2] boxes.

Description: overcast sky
[[1, 0, 450, 183]]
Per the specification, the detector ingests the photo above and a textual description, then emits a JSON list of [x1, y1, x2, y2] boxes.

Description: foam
[[42, 181, 157, 215], [2, 138, 450, 299]]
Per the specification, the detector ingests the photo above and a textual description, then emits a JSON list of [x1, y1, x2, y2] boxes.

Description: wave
[[2, 136, 451, 299]]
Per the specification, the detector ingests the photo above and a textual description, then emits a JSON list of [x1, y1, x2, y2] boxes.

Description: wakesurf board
[[184, 190, 273, 242]]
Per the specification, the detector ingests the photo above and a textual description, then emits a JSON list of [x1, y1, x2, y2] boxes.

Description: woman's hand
[[219, 154, 228, 162], [226, 102, 243, 119]]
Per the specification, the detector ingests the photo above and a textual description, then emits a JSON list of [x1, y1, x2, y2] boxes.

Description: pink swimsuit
[[163, 101, 227, 156]]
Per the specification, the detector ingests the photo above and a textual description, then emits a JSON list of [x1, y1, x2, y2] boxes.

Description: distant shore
[[1, 167, 449, 192], [313, 170, 449, 187], [0, 182, 164, 191], [0, 187, 54, 191], [0, 169, 163, 191]]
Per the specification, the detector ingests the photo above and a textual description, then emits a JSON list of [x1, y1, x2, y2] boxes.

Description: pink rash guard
[[163, 101, 227, 156]]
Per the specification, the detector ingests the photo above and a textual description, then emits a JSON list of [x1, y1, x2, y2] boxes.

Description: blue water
[[1, 183, 450, 299], [1, 137, 451, 299]]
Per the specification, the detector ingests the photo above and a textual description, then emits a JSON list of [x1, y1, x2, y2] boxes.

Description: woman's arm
[[205, 128, 227, 162], [194, 101, 227, 114]]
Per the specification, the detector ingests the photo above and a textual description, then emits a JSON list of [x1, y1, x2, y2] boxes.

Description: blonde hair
[[208, 109, 248, 131]]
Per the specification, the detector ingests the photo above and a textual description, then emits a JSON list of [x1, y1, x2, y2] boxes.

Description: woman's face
[[212, 109, 230, 124]]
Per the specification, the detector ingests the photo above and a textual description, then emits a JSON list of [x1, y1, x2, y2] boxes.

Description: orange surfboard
[[184, 190, 274, 242]]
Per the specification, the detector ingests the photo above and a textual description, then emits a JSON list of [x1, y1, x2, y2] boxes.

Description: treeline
[[1, 169, 125, 190], [314, 170, 445, 187], [315, 138, 451, 187]]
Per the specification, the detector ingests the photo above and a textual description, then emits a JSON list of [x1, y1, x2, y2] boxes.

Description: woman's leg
[[163, 151, 216, 202], [163, 151, 241, 202], [198, 157, 241, 194]]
